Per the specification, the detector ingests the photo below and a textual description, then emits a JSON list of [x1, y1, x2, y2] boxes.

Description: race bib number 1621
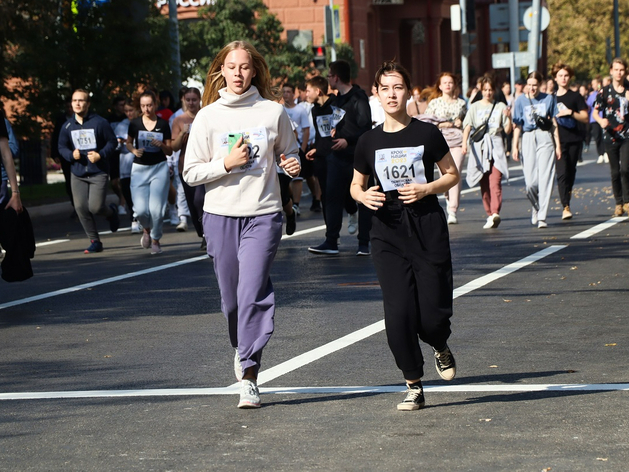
[[374, 146, 427, 192]]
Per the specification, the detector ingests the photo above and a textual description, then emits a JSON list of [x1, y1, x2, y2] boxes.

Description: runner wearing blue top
[[512, 71, 561, 228]]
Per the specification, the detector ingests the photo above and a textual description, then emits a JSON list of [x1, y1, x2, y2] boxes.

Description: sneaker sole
[[308, 248, 339, 255], [237, 401, 261, 409], [397, 401, 425, 411]]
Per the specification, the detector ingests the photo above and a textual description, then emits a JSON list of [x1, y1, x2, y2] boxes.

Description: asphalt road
[[1, 148, 628, 471]]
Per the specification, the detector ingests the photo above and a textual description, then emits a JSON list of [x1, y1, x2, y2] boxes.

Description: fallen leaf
[[596, 458, 608, 462], [503, 299, 512, 303], [489, 365, 498, 368], [570, 266, 578, 270], [104, 355, 112, 358], [605, 343, 617, 347], [479, 418, 492, 422]]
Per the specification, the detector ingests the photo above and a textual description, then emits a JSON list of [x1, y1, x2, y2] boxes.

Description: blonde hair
[[201, 41, 278, 106]]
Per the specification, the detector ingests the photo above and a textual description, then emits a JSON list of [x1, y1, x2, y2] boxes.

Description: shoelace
[[242, 381, 258, 396], [436, 350, 453, 369], [403, 387, 423, 402]]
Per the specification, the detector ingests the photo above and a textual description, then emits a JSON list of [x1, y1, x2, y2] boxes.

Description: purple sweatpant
[[203, 211, 283, 377]]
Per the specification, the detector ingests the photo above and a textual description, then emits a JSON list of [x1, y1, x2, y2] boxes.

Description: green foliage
[[547, 0, 628, 80], [179, 0, 313, 86], [0, 0, 173, 138]]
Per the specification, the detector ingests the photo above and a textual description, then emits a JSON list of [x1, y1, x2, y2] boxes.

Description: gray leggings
[[71, 172, 113, 241]]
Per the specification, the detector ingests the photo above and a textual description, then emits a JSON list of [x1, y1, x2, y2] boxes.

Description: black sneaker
[[397, 381, 425, 411], [286, 210, 296, 235], [356, 244, 370, 256], [308, 240, 339, 255], [84, 240, 103, 254], [310, 199, 322, 212], [433, 344, 456, 381], [108, 203, 119, 232]]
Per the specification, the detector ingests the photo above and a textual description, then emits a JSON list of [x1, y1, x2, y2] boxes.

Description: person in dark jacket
[[58, 89, 119, 254], [308, 60, 373, 256]]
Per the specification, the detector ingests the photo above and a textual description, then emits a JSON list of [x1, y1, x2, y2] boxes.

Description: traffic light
[[313, 45, 327, 70]]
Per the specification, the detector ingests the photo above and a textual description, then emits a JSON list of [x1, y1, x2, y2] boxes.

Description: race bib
[[374, 146, 426, 192], [138, 130, 164, 153], [315, 106, 346, 138], [71, 129, 97, 151], [219, 127, 268, 174]]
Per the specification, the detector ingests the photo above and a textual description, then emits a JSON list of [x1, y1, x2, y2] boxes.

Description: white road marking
[[1, 383, 627, 401], [35, 239, 70, 247], [0, 255, 209, 310], [281, 224, 326, 240], [570, 216, 628, 239]]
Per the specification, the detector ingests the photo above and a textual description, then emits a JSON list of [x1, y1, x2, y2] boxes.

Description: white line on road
[[1, 383, 627, 401], [35, 239, 70, 247], [570, 216, 628, 239], [0, 255, 209, 310]]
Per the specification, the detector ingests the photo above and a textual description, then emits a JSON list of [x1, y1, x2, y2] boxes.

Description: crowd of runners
[[2, 43, 628, 411]]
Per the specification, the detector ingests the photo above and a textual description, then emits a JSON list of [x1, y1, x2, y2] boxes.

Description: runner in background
[[58, 89, 119, 253], [552, 62, 589, 221], [126, 90, 172, 254], [351, 60, 459, 411], [114, 99, 141, 232]]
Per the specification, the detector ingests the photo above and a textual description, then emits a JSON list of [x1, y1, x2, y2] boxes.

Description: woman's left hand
[[280, 155, 301, 178], [398, 183, 429, 204]]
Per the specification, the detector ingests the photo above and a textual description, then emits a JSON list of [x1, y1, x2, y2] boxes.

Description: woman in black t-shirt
[[126, 91, 173, 254], [350, 61, 460, 412], [552, 62, 589, 220]]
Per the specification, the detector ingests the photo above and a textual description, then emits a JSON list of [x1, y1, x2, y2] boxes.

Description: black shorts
[[297, 148, 314, 179], [278, 172, 292, 207], [109, 150, 120, 180]]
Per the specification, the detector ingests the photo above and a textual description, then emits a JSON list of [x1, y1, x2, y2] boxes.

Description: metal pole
[[508, 0, 519, 86], [168, 0, 182, 95], [329, 0, 337, 62], [510, 52, 516, 94], [614, 0, 620, 58], [527, 0, 541, 73], [460, 0, 468, 99]]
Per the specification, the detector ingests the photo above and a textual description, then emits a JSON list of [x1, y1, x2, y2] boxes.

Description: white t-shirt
[[284, 104, 310, 145]]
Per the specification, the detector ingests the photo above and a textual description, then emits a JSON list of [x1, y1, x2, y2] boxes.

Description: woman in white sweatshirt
[[183, 40, 300, 409]]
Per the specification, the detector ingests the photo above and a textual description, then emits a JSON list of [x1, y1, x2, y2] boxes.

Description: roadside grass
[[16, 182, 69, 207]]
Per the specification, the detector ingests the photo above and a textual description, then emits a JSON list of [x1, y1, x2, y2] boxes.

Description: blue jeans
[[131, 161, 169, 240]]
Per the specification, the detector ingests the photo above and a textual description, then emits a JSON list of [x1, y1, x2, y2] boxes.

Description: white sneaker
[[597, 155, 604, 164], [169, 204, 178, 225], [176, 216, 188, 232], [483, 215, 494, 229], [447, 211, 458, 224], [118, 205, 127, 216], [238, 379, 261, 409], [131, 220, 141, 234], [538, 220, 548, 229], [348, 212, 358, 234], [234, 349, 243, 382], [531, 209, 539, 225], [604, 153, 609, 163]]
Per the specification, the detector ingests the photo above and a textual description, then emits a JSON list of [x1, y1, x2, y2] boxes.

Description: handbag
[[470, 101, 497, 142], [527, 95, 553, 131]]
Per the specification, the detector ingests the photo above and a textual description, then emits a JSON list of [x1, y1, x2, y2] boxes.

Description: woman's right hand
[[360, 185, 386, 210], [132, 148, 144, 158], [224, 136, 249, 172]]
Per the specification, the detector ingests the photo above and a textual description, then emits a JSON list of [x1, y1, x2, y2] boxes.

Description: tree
[[547, 0, 629, 80], [179, 0, 313, 86], [0, 0, 173, 138]]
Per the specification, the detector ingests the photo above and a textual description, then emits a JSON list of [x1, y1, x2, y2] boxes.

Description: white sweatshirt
[[183, 86, 300, 217]]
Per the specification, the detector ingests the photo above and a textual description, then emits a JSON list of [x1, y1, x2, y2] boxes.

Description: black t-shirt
[[128, 116, 171, 166], [0, 111, 8, 139], [354, 118, 450, 208], [555, 90, 588, 143]]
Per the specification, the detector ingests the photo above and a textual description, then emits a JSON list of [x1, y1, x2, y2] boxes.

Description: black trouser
[[316, 154, 371, 245], [591, 122, 606, 157], [59, 157, 73, 206], [371, 200, 453, 380], [120, 177, 134, 222], [604, 139, 629, 205], [179, 174, 204, 237], [556, 141, 582, 207]]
